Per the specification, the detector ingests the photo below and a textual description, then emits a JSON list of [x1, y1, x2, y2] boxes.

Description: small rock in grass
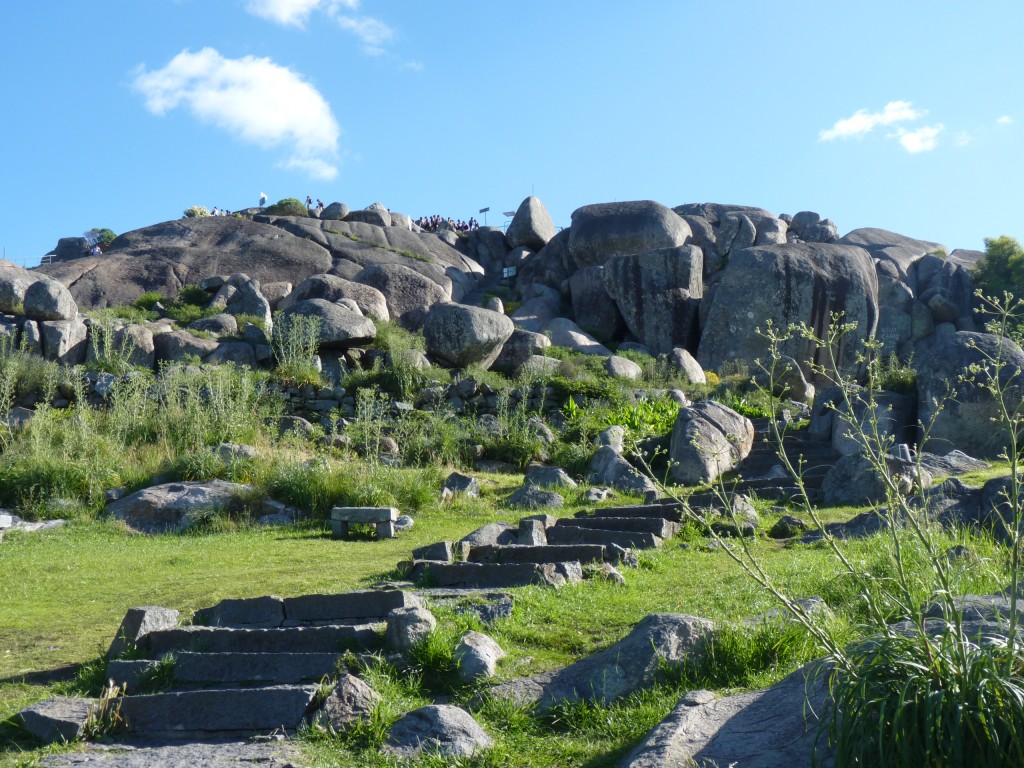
[[316, 674, 380, 732], [453, 631, 506, 682], [384, 705, 492, 759], [506, 485, 564, 509], [584, 562, 627, 585], [386, 606, 437, 652]]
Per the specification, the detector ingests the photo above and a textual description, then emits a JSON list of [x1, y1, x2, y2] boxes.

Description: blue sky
[[2, 1, 1022, 268]]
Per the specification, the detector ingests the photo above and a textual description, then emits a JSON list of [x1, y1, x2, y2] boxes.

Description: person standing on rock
[[305, 195, 313, 208], [259, 192, 267, 208]]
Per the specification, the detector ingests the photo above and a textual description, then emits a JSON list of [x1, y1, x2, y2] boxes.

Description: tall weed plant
[[271, 310, 323, 385], [646, 303, 1024, 767]]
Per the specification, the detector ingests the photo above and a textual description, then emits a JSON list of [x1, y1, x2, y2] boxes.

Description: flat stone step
[[142, 624, 379, 657], [587, 504, 684, 522], [282, 590, 421, 626], [467, 544, 607, 565], [403, 561, 579, 588], [556, 516, 678, 538], [119, 685, 318, 736], [686, 487, 823, 507], [546, 526, 662, 549], [194, 590, 420, 628], [108, 653, 342, 689]]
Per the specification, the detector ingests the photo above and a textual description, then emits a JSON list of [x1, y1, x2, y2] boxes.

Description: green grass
[[0, 484, 1009, 767]]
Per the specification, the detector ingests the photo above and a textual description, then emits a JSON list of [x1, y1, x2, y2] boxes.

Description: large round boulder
[[23, 278, 77, 321], [603, 245, 703, 354], [669, 401, 755, 485], [916, 331, 1024, 458], [698, 243, 878, 382], [353, 263, 450, 330], [280, 299, 376, 349], [279, 274, 389, 321], [0, 260, 40, 314], [568, 200, 691, 270], [422, 303, 514, 369], [506, 196, 556, 251]]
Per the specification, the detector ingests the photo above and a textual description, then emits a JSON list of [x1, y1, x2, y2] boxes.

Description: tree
[[84, 227, 117, 251], [973, 235, 1024, 298]]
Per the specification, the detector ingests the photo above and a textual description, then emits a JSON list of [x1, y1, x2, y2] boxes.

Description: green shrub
[[84, 319, 141, 375], [177, 284, 211, 307], [393, 409, 473, 468], [264, 198, 310, 217], [271, 311, 323, 385], [874, 352, 917, 396], [182, 206, 209, 218], [973, 235, 1024, 300], [371, 320, 428, 399], [606, 398, 680, 442], [133, 292, 163, 311]]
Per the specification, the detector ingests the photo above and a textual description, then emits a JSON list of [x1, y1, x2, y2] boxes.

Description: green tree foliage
[[264, 198, 309, 217], [973, 235, 1024, 299], [86, 228, 117, 250], [182, 205, 210, 218]]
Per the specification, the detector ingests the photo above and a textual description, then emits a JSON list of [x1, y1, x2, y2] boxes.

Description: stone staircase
[[684, 419, 839, 507], [101, 590, 420, 740], [400, 504, 688, 588]]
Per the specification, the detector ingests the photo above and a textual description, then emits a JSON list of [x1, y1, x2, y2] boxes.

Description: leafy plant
[[84, 319, 140, 375], [264, 198, 310, 217], [177, 284, 211, 307], [133, 291, 163, 311], [271, 310, 323, 385], [182, 205, 209, 218]]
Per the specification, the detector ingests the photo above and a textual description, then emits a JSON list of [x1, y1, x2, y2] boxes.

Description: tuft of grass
[[830, 629, 1024, 767]]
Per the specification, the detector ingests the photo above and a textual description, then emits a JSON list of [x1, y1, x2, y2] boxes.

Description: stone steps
[[194, 590, 419, 628], [402, 560, 581, 588], [555, 516, 679, 539], [587, 503, 685, 522], [685, 486, 823, 508], [467, 544, 608, 565], [117, 685, 319, 738], [107, 652, 342, 689], [142, 623, 380, 657], [546, 526, 662, 549]]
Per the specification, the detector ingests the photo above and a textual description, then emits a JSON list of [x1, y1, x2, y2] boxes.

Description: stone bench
[[330, 507, 399, 539]]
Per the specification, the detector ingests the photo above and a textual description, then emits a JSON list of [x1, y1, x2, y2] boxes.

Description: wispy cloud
[[819, 101, 924, 142], [333, 13, 395, 55], [244, 0, 357, 27], [998, 115, 1014, 125], [246, 0, 399, 58], [132, 48, 340, 180], [954, 131, 972, 147], [893, 124, 944, 153]]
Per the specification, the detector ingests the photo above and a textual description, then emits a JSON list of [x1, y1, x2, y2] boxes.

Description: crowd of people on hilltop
[[416, 215, 480, 233], [209, 207, 233, 216]]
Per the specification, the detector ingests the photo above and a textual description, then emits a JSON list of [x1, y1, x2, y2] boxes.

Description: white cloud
[[954, 131, 972, 147], [895, 124, 944, 153], [245, 0, 358, 27], [133, 48, 340, 180], [333, 14, 395, 54], [819, 100, 924, 141], [998, 115, 1014, 125], [245, 0, 398, 58]]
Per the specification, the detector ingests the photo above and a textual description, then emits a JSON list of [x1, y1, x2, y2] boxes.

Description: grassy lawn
[[0, 466, 1010, 767]]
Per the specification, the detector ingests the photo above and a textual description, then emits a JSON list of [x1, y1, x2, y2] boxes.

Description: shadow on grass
[[0, 665, 79, 688]]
